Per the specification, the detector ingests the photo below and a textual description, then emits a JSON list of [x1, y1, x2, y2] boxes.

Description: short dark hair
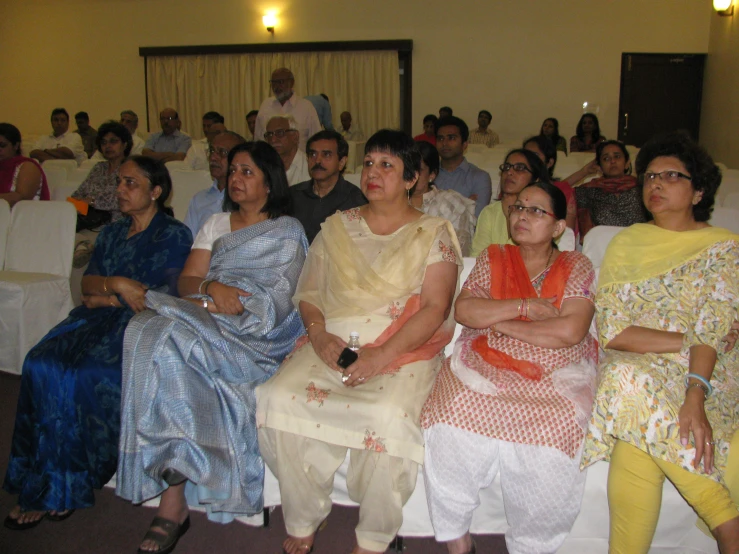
[[0, 123, 22, 156], [417, 141, 440, 179], [576, 113, 602, 141], [96, 121, 133, 157], [439, 106, 453, 116], [365, 129, 421, 185], [435, 116, 469, 143], [478, 110, 492, 120], [504, 148, 552, 186], [320, 93, 329, 102], [635, 132, 720, 222], [523, 135, 558, 178], [246, 110, 258, 119], [126, 156, 173, 216], [306, 129, 349, 157], [596, 140, 631, 174], [422, 114, 438, 125], [74, 111, 89, 121], [223, 141, 292, 219], [51, 108, 69, 120], [202, 111, 225, 124]]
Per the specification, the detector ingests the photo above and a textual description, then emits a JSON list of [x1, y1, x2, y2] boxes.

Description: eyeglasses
[[642, 170, 692, 184], [508, 204, 556, 219], [263, 129, 297, 140], [499, 163, 532, 174], [207, 146, 231, 158], [600, 153, 624, 163]]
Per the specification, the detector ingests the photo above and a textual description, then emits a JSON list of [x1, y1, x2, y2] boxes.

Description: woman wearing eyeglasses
[[580, 134, 739, 552], [422, 181, 597, 554], [573, 140, 647, 240], [470, 149, 550, 257]]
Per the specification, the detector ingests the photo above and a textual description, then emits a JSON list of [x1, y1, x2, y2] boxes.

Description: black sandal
[[137, 515, 190, 554], [3, 511, 47, 531], [47, 509, 75, 522]]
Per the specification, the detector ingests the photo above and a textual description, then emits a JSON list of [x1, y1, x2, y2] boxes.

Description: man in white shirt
[[184, 112, 226, 170], [254, 68, 321, 152], [183, 131, 246, 236], [90, 110, 145, 161], [30, 108, 86, 166], [340, 111, 365, 142], [245, 110, 258, 140], [265, 115, 310, 186], [142, 108, 192, 162]]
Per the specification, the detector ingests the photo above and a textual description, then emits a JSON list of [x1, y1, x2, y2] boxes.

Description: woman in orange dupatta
[[256, 130, 461, 554], [421, 181, 598, 554]]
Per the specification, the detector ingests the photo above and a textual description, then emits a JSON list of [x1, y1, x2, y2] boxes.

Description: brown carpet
[[0, 372, 507, 553]]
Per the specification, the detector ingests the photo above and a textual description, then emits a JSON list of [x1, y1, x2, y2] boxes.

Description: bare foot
[[139, 484, 189, 552], [7, 505, 46, 525], [283, 534, 315, 554]]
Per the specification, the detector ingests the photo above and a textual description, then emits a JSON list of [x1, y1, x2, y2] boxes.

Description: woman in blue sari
[[3, 156, 192, 530], [116, 141, 308, 554]]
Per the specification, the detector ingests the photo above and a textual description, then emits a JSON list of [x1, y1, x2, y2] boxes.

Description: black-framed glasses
[[263, 129, 297, 140], [508, 204, 555, 219], [642, 170, 692, 184], [499, 163, 531, 174], [207, 146, 231, 158]]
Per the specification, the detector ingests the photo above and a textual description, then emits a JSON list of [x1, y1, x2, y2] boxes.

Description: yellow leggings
[[608, 440, 739, 554]]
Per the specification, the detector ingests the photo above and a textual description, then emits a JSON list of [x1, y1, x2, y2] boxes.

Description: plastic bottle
[[348, 332, 360, 351]]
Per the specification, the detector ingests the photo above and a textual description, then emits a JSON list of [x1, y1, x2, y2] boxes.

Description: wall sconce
[[263, 13, 277, 33], [714, 0, 734, 16]]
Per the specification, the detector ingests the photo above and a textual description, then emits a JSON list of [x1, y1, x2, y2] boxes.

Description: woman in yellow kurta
[[581, 133, 739, 553], [256, 130, 461, 554]]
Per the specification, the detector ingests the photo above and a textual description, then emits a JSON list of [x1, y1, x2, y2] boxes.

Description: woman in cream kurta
[[257, 130, 461, 554]]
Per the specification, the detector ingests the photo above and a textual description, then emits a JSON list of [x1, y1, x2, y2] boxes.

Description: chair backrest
[[51, 184, 80, 202], [66, 167, 92, 188], [42, 159, 78, 173], [41, 165, 68, 196], [79, 159, 98, 171], [165, 160, 188, 173], [344, 173, 361, 187], [559, 227, 576, 251], [709, 207, 739, 234], [445, 256, 477, 357], [168, 170, 212, 221], [0, 199, 10, 269], [582, 225, 624, 271], [718, 176, 739, 205], [5, 200, 77, 277], [722, 192, 739, 210]]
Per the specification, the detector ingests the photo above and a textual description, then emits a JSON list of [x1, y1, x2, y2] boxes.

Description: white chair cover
[[717, 176, 739, 205], [42, 159, 78, 173], [344, 173, 361, 187], [42, 166, 69, 197], [582, 226, 624, 272], [0, 199, 9, 269], [721, 192, 739, 210], [164, 160, 188, 173], [168, 170, 212, 222], [0, 201, 77, 374], [709, 207, 739, 234], [66, 167, 93, 188], [51, 184, 79, 202]]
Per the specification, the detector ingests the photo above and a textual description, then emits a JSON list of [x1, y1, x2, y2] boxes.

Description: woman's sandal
[[137, 515, 190, 554], [47, 509, 75, 522], [281, 518, 328, 554], [3, 511, 47, 531]]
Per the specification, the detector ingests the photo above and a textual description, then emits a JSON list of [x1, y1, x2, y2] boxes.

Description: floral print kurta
[[582, 241, 739, 483]]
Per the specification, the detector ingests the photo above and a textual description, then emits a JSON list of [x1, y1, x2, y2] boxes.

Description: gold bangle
[[109, 297, 115, 307], [103, 276, 109, 294], [306, 321, 325, 332]]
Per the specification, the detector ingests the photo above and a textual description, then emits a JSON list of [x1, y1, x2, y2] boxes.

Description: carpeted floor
[[0, 372, 508, 553]]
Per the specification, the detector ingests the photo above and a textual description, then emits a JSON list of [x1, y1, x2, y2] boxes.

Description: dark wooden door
[[618, 53, 705, 146]]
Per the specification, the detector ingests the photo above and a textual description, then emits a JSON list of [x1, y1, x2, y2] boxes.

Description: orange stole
[[471, 244, 574, 381], [366, 294, 453, 374]]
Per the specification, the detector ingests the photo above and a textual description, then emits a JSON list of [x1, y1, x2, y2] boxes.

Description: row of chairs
[[0, 200, 77, 374]]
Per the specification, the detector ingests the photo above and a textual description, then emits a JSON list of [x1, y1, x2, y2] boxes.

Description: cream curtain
[[145, 50, 399, 142]]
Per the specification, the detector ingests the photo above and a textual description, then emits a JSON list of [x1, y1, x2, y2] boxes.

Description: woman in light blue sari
[[117, 141, 308, 554]]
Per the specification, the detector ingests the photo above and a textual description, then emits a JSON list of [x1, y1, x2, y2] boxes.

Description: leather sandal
[[3, 511, 47, 531], [137, 515, 190, 554], [281, 518, 328, 554], [47, 509, 75, 522]]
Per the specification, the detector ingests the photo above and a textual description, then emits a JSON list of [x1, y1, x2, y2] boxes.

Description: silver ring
[[358, 377, 365, 381], [706, 440, 715, 446]]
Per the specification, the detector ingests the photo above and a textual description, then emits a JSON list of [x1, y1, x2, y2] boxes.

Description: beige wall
[[0, 0, 712, 146], [701, 10, 739, 168]]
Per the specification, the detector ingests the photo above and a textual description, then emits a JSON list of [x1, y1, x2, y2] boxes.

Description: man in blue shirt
[[434, 115, 492, 218], [304, 94, 334, 131], [183, 131, 246, 236], [143, 107, 192, 163]]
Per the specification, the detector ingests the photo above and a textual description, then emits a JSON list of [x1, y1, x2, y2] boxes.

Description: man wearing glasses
[[142, 107, 192, 162], [254, 68, 321, 152], [434, 115, 492, 218], [184, 112, 226, 170], [264, 115, 310, 186], [183, 131, 246, 236]]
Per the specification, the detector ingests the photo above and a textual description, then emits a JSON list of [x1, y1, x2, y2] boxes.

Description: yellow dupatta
[[598, 223, 739, 290]]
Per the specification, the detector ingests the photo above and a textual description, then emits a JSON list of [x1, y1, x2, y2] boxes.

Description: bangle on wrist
[[103, 276, 109, 294], [518, 299, 523, 318], [686, 381, 709, 399], [306, 321, 325, 332], [205, 280, 214, 295], [199, 279, 211, 295], [685, 373, 713, 397]]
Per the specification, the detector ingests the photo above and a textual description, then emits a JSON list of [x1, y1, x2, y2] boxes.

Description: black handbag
[[76, 206, 112, 232]]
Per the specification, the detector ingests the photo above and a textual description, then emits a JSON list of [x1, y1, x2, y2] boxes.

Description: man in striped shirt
[[468, 110, 500, 148]]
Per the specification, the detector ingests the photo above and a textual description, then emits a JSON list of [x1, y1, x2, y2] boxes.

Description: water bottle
[[348, 332, 360, 351]]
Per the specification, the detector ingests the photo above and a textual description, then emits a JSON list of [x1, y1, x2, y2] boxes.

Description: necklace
[[545, 247, 554, 269]]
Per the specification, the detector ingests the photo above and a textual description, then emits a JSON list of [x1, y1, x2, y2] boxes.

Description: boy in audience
[[30, 108, 86, 165], [265, 115, 310, 186], [184, 111, 226, 170], [74, 111, 97, 159], [183, 131, 246, 236], [414, 114, 438, 146], [468, 109, 500, 148], [439, 106, 453, 118], [434, 115, 492, 218], [245, 110, 258, 140], [340, 111, 364, 141], [142, 108, 192, 162], [289, 129, 366, 243]]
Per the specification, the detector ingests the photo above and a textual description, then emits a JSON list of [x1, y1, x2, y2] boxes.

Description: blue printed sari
[[3, 212, 192, 511], [116, 216, 307, 522]]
